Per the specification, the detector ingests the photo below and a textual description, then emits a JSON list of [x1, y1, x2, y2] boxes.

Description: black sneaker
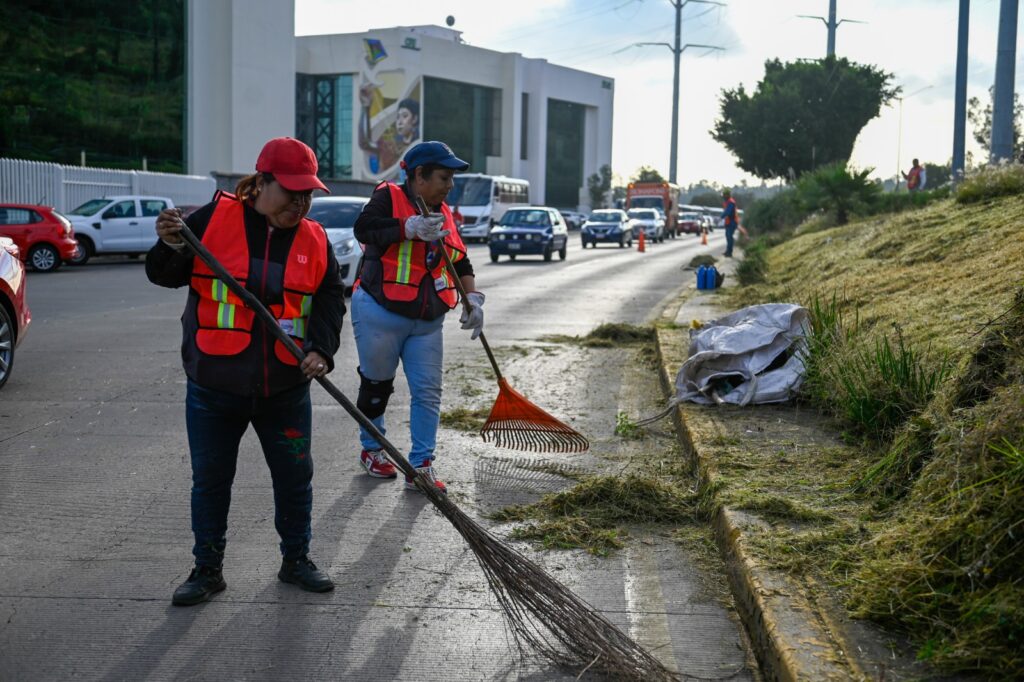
[[278, 556, 334, 593], [172, 565, 226, 606]]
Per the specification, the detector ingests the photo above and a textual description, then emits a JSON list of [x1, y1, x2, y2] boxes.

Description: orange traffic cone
[[700, 228, 708, 246], [637, 229, 646, 252]]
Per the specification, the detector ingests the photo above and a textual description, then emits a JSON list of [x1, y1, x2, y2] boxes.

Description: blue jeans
[[725, 224, 736, 256], [351, 287, 445, 468], [185, 379, 314, 567]]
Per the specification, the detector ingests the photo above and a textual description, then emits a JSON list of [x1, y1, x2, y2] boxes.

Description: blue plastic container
[[696, 265, 707, 290]]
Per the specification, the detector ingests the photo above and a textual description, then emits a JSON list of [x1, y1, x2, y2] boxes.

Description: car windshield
[[630, 197, 664, 210], [500, 209, 550, 227], [627, 209, 656, 220], [69, 199, 111, 216], [307, 202, 363, 229], [448, 177, 492, 207], [589, 211, 622, 223]]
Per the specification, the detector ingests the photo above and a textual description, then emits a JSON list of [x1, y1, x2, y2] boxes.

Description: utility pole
[[631, 0, 724, 184], [990, 0, 1019, 163], [952, 0, 970, 180], [798, 0, 864, 58]]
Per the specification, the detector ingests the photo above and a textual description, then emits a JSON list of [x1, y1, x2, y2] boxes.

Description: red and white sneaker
[[360, 449, 397, 479], [405, 464, 447, 495]]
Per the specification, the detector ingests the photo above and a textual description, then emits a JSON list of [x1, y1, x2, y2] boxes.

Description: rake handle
[[176, 221, 420, 480], [414, 196, 503, 382]]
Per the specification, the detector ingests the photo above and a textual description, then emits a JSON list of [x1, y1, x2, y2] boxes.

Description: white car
[[65, 195, 175, 265], [626, 208, 665, 243], [307, 196, 366, 292]]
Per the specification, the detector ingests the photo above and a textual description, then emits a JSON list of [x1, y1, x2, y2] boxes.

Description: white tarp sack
[[675, 303, 810, 406]]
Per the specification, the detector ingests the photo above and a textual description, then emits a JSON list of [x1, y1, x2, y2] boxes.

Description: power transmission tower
[[990, 0, 1019, 162], [798, 0, 864, 57], [628, 0, 725, 183]]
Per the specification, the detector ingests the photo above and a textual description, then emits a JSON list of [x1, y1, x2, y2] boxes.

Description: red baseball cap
[[255, 137, 330, 193]]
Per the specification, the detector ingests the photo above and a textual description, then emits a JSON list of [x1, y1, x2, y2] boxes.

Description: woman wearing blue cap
[[351, 141, 484, 494]]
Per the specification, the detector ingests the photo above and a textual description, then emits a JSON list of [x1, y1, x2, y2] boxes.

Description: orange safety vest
[[907, 166, 922, 189], [723, 197, 738, 226], [190, 192, 328, 367], [378, 182, 466, 309]]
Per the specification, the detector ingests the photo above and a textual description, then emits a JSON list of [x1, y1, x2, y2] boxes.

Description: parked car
[[488, 207, 569, 263], [0, 203, 79, 272], [581, 209, 633, 248], [307, 196, 367, 292], [558, 210, 588, 231], [0, 237, 30, 389], [64, 195, 175, 265], [677, 211, 704, 235], [626, 208, 665, 243]]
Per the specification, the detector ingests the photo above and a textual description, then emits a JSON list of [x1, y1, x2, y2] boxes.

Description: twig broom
[[414, 196, 589, 454], [176, 221, 678, 681]]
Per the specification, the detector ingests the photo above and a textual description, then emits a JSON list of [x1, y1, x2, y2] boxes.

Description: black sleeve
[[303, 237, 347, 371], [454, 256, 474, 279], [145, 202, 216, 288], [353, 185, 403, 248]]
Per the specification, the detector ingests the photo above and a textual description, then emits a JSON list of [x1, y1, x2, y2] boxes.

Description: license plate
[[508, 242, 521, 250]]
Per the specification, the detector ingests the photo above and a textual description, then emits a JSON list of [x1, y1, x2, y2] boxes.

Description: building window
[[423, 77, 501, 172], [296, 73, 353, 179], [520, 92, 529, 160], [545, 99, 585, 209]]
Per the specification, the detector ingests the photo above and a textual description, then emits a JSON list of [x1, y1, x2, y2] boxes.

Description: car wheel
[[69, 237, 93, 265], [509, 254, 516, 261], [581, 239, 588, 249], [618, 237, 624, 248], [559, 243, 567, 260], [543, 245, 553, 262], [490, 252, 499, 263], [29, 244, 61, 272], [0, 304, 14, 390]]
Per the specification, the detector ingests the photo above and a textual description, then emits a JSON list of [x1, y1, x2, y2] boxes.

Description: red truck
[[625, 182, 680, 238]]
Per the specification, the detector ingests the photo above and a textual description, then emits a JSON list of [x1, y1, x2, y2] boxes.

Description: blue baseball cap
[[400, 141, 470, 173]]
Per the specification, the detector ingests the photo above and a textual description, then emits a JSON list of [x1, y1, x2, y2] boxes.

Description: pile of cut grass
[[541, 322, 655, 348], [440, 407, 491, 432], [726, 190, 1024, 677], [490, 474, 698, 556]]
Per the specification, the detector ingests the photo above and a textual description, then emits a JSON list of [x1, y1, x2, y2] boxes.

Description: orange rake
[[415, 196, 588, 453]]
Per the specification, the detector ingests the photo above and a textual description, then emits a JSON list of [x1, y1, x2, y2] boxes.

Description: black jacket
[[354, 182, 474, 320], [146, 199, 346, 398]]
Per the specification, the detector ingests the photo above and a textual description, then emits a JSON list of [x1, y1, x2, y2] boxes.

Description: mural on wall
[[357, 66, 422, 180]]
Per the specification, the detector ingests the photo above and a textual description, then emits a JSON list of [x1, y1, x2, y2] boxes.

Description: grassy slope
[[725, 194, 1024, 677]]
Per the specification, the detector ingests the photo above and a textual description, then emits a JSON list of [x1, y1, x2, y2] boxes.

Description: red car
[[0, 203, 79, 272], [0, 237, 30, 389]]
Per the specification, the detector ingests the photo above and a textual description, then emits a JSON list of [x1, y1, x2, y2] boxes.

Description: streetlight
[[895, 85, 933, 189]]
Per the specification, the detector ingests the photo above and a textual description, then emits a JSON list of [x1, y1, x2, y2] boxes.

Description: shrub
[[796, 163, 880, 225], [744, 187, 804, 235], [736, 238, 769, 285], [955, 163, 1024, 203]]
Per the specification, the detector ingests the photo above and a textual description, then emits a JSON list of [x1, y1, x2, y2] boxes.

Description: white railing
[[0, 158, 217, 213]]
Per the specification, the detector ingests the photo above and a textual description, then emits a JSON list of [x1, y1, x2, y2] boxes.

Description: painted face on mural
[[396, 106, 418, 143]]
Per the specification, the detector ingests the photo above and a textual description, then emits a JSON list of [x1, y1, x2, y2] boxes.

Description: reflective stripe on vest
[[378, 182, 467, 307]]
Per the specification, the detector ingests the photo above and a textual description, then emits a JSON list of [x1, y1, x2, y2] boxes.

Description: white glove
[[404, 213, 448, 241], [460, 291, 485, 340]]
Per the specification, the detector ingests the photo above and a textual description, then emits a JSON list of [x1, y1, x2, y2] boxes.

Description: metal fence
[[0, 158, 217, 213]]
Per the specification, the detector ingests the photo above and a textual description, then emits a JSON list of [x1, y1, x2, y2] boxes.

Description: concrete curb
[[655, 274, 867, 681]]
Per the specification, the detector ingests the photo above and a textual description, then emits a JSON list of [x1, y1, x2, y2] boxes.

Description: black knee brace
[[356, 367, 395, 419]]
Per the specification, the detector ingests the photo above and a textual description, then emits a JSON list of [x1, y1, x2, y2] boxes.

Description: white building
[[187, 0, 614, 209]]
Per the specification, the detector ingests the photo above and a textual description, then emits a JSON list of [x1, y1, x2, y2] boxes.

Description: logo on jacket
[[297, 254, 308, 264]]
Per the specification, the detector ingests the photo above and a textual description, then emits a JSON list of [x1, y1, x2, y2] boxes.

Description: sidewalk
[[655, 252, 933, 681]]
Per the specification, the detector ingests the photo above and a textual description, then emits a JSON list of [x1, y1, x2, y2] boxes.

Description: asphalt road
[[0, 230, 755, 680]]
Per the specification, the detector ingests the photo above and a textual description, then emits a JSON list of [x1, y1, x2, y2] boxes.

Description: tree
[[967, 86, 1024, 161], [586, 164, 612, 208], [796, 163, 879, 225], [631, 166, 666, 183], [713, 57, 897, 181]]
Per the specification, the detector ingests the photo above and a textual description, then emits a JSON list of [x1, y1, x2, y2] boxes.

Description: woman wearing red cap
[[350, 141, 484, 494], [146, 137, 346, 606]]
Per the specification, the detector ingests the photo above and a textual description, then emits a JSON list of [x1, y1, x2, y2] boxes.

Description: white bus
[[447, 173, 530, 242]]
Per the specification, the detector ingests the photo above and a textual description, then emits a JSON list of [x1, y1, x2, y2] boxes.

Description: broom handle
[[176, 221, 419, 479], [414, 196, 504, 382]]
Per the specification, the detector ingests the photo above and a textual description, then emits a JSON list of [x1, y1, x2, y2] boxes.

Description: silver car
[[626, 208, 665, 243], [307, 196, 366, 292]]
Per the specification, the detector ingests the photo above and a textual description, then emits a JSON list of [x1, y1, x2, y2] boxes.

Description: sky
[[295, 0, 1017, 188]]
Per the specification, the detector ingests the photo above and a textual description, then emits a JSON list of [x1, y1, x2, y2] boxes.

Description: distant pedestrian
[[721, 189, 739, 257], [903, 158, 925, 192], [147, 137, 346, 606]]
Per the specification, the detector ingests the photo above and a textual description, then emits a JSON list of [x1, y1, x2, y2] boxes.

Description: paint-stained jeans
[[185, 379, 314, 567], [351, 287, 445, 468]]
